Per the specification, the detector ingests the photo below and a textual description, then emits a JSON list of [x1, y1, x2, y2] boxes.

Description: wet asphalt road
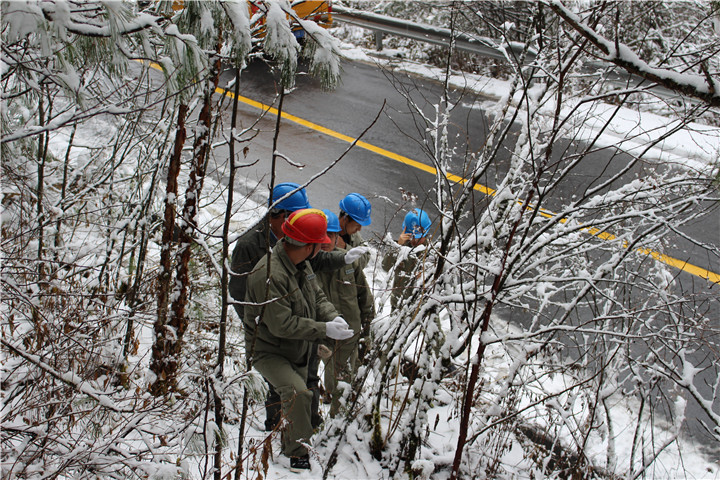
[[221, 59, 718, 271], [212, 57, 719, 456]]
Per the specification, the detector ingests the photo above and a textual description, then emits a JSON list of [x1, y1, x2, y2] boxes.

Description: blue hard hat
[[402, 208, 432, 239], [339, 193, 372, 226], [321, 209, 341, 232], [270, 182, 311, 212]]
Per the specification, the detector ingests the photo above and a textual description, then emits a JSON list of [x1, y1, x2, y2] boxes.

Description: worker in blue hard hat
[[382, 208, 433, 309], [315, 209, 375, 417], [230, 183, 312, 319], [381, 207, 455, 380], [337, 193, 372, 269], [398, 208, 432, 248], [229, 182, 369, 432]]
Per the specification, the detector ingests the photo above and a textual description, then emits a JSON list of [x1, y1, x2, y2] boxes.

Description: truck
[[169, 1, 333, 42], [251, 0, 333, 42]]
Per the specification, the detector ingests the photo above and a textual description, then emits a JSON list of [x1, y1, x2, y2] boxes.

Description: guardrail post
[[374, 30, 384, 51]]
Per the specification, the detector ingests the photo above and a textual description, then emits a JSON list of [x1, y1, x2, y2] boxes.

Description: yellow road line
[[216, 83, 719, 284]]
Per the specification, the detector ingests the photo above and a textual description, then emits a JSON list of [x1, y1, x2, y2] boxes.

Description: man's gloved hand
[[326, 317, 354, 340], [397, 232, 412, 246], [344, 246, 369, 265]]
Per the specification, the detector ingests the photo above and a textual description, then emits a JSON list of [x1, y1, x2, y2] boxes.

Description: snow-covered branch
[[547, 0, 720, 107], [1, 339, 136, 414], [37, 1, 163, 38]]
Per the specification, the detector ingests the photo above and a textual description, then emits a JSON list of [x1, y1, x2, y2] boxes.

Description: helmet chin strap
[[305, 243, 319, 261]]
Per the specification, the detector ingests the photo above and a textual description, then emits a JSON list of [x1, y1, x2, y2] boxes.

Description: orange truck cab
[[171, 1, 333, 42]]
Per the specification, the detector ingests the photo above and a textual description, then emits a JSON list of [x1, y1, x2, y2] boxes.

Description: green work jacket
[[244, 240, 339, 365], [382, 243, 428, 309], [315, 247, 375, 339], [229, 216, 346, 309]]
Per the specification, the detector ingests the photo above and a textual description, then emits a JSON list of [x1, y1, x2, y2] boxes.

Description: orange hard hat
[[282, 208, 332, 244]]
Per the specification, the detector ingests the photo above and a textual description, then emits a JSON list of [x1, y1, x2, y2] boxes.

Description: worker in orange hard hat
[[244, 208, 354, 472], [229, 183, 369, 433]]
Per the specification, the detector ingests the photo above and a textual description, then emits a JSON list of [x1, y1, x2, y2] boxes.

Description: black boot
[[290, 454, 311, 472]]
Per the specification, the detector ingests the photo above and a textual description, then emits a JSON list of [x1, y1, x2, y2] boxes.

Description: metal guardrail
[[332, 4, 532, 62], [332, 4, 683, 100]]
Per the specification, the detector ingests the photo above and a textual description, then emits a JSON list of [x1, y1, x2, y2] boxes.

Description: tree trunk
[[216, 65, 242, 480], [54, 122, 77, 258], [164, 50, 222, 390], [149, 103, 187, 396], [36, 90, 49, 283], [449, 188, 534, 480]]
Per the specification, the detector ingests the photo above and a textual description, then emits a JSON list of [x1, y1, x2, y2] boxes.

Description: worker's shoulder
[[236, 222, 267, 245], [245, 252, 277, 288]]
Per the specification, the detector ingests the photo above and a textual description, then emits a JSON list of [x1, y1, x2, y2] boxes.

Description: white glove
[[326, 316, 354, 340], [344, 246, 369, 265]]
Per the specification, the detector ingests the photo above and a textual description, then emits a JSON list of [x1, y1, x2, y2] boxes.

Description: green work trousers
[[323, 338, 359, 417], [254, 354, 312, 458]]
